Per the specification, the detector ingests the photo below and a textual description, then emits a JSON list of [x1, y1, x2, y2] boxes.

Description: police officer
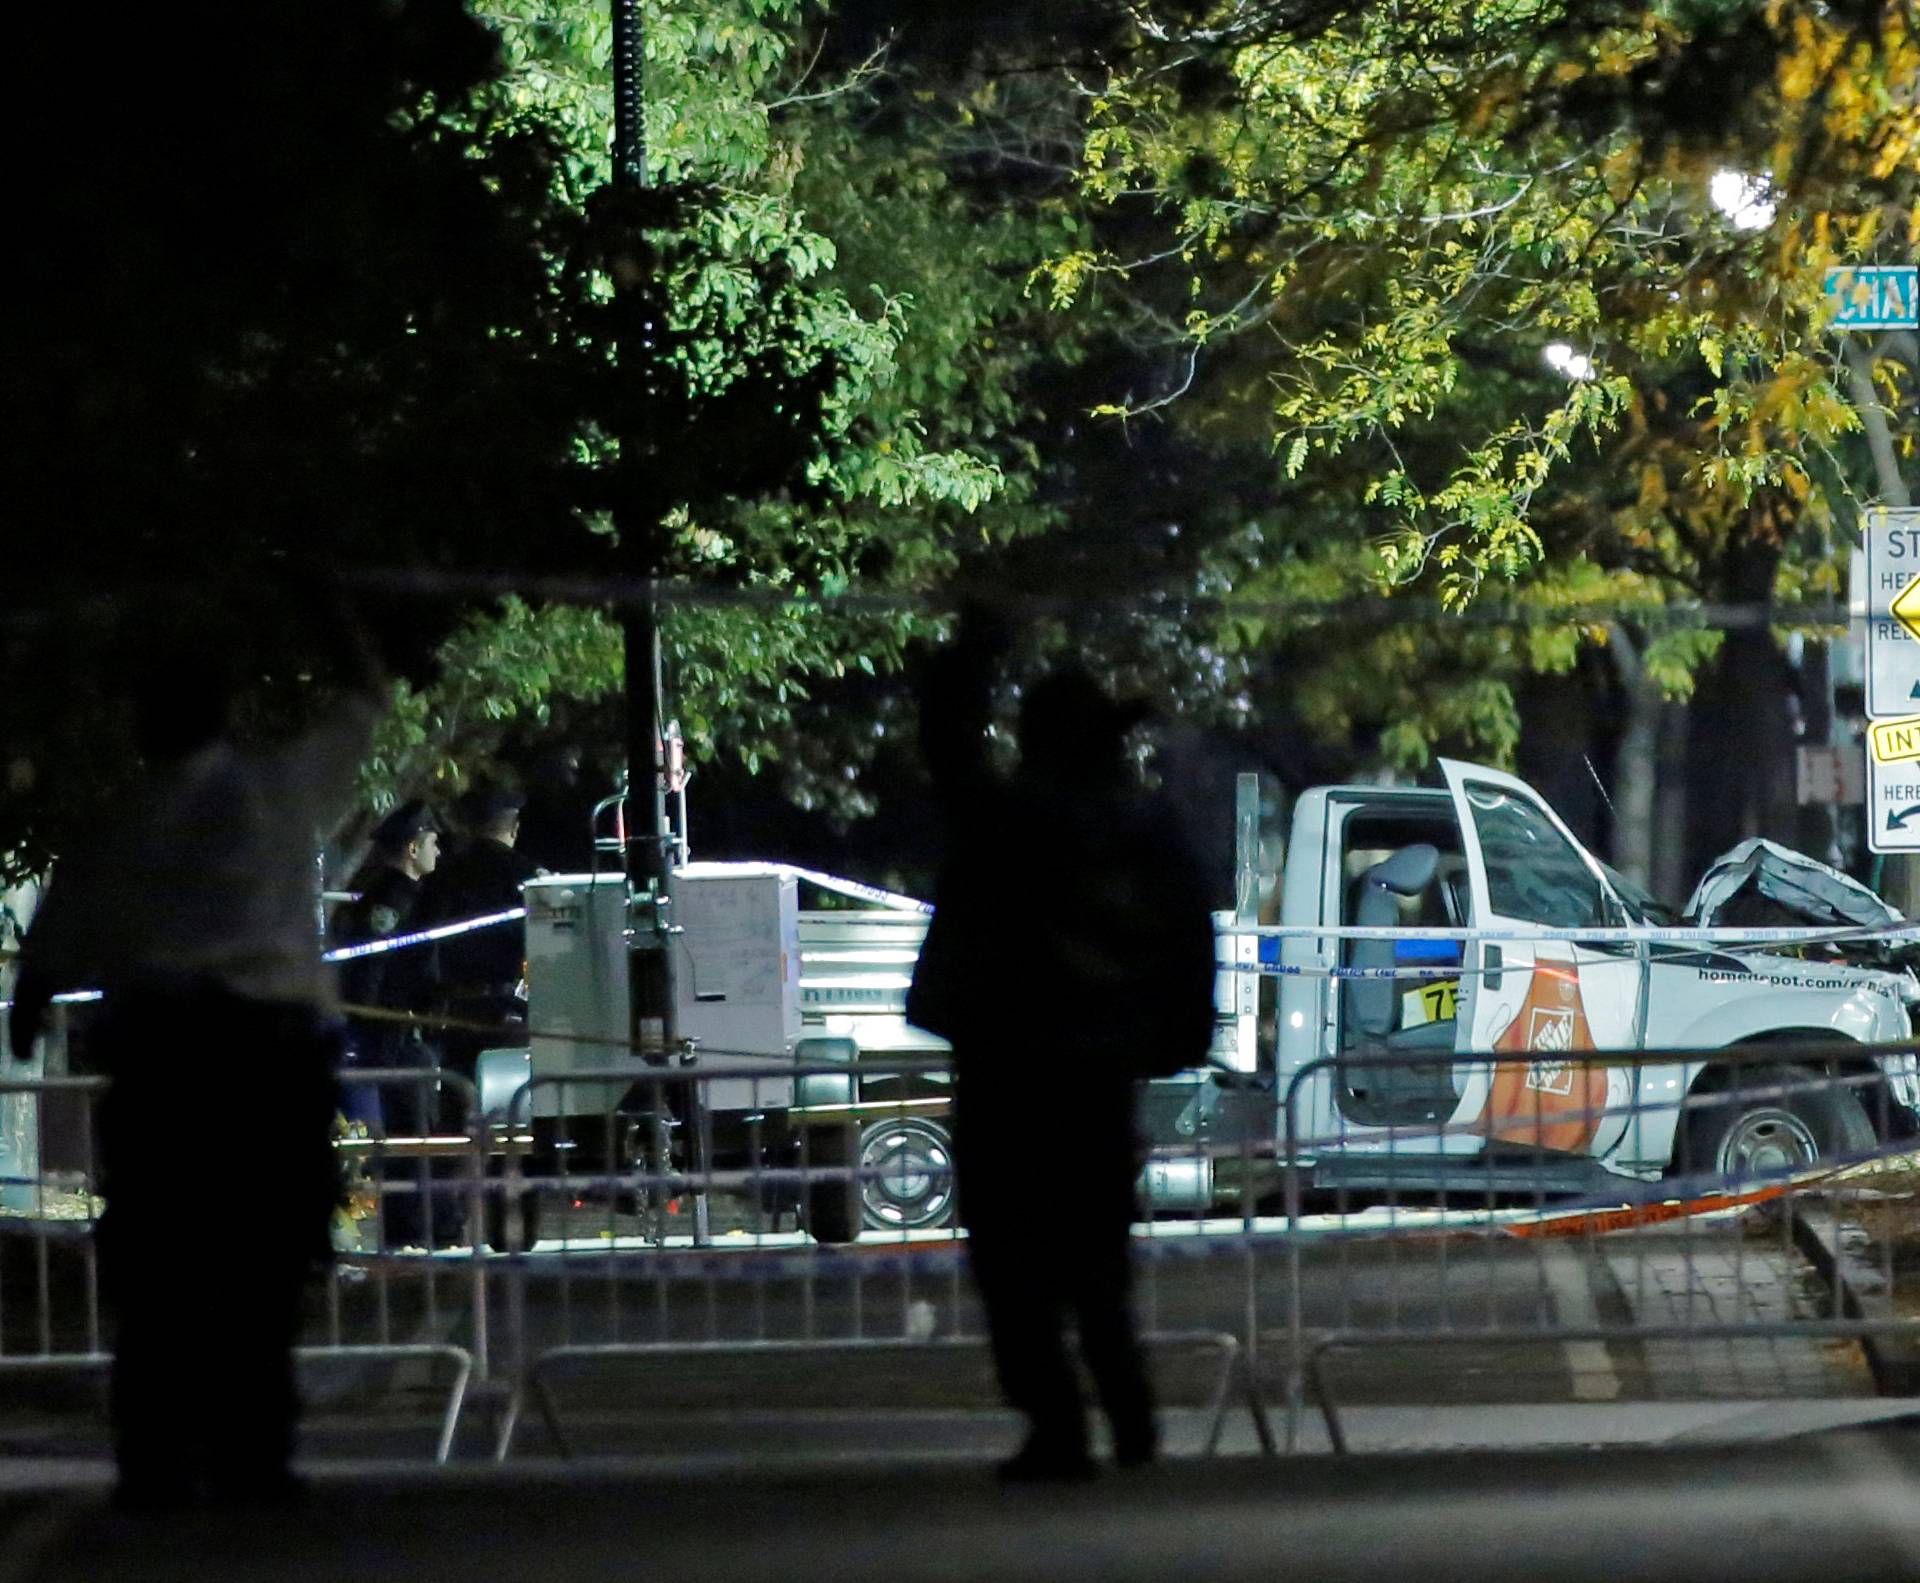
[[417, 786, 545, 1084], [336, 799, 441, 1026], [334, 800, 442, 1246]]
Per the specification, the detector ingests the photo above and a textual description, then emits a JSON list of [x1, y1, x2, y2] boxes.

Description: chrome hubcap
[[1717, 1108, 1819, 1177], [859, 1124, 954, 1229]]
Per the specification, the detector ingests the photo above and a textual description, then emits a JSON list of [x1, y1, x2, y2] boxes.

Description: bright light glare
[[1543, 342, 1596, 381], [1709, 169, 1776, 230]]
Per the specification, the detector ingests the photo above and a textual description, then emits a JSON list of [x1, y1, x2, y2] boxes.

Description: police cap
[[460, 785, 527, 826], [371, 799, 439, 853]]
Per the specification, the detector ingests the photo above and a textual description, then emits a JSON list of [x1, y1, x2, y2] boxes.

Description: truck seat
[[1344, 843, 1440, 1039], [1341, 843, 1459, 1120]]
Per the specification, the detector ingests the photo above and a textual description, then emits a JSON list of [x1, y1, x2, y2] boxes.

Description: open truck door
[[1438, 760, 1639, 1160]]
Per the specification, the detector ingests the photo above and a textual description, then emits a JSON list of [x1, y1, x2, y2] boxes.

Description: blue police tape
[[321, 907, 526, 965], [1231, 920, 1920, 945], [1, 911, 529, 1013], [0, 990, 103, 1012], [1252, 960, 1478, 982]]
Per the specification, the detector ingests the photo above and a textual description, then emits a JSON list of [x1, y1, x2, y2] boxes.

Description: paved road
[[475, 1208, 1861, 1418], [2, 1437, 1917, 1583]]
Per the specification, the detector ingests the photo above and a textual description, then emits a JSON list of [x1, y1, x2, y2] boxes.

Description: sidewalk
[[486, 1397, 1920, 1462], [3, 1398, 1917, 1491], [2, 1435, 1916, 1583]]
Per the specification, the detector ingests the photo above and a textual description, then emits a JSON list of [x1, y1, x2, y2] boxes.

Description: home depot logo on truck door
[[1483, 955, 1607, 1153]]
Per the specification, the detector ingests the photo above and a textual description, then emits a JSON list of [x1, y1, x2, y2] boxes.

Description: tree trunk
[[1794, 640, 1841, 868], [1512, 672, 1605, 860], [1653, 701, 1691, 907], [1685, 538, 1799, 877], [1608, 626, 1662, 887]]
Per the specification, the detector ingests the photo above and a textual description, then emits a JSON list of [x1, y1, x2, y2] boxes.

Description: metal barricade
[[1276, 1041, 1920, 1451], [25, 1031, 1917, 1465], [0, 1059, 492, 1465], [486, 1058, 1271, 1459], [0, 1059, 109, 1391], [318, 1067, 492, 1462]]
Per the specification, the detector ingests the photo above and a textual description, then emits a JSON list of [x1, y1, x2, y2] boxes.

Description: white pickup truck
[[1218, 758, 1920, 1204], [485, 759, 1920, 1240]]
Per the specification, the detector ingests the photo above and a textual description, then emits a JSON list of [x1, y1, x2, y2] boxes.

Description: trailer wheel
[[855, 1117, 956, 1234], [1678, 1063, 1874, 1181], [805, 1123, 859, 1246]]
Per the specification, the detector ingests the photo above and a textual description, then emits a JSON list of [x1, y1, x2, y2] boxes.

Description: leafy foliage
[[372, 0, 1034, 816], [2, 1, 591, 877], [1030, 0, 1917, 770]]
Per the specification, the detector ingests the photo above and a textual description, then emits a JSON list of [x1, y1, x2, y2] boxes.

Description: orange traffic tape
[[1500, 1180, 1793, 1239]]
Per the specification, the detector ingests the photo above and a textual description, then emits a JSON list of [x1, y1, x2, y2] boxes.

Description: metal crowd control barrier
[[0, 1066, 108, 1389], [486, 1060, 1274, 1459], [321, 1068, 492, 1463], [0, 1061, 493, 1465], [1277, 1041, 1920, 1451], [10, 1033, 1920, 1467]]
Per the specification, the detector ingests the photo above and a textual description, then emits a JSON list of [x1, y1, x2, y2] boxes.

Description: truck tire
[[805, 1123, 859, 1246], [1678, 1063, 1875, 1181], [805, 1118, 959, 1243], [854, 1117, 956, 1234]]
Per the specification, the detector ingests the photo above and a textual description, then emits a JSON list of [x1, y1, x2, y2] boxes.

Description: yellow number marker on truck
[[1401, 978, 1460, 1026]]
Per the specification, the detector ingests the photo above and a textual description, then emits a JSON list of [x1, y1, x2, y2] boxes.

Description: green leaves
[[1027, 0, 1917, 773], [352, 2, 1055, 810]]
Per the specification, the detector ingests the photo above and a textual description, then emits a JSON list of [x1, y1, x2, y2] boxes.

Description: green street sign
[[1825, 265, 1919, 331]]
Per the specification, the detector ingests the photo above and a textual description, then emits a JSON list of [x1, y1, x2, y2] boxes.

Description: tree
[[0, 0, 1021, 875], [1017, 0, 1917, 875], [3, 1, 594, 878], [368, 0, 1028, 828]]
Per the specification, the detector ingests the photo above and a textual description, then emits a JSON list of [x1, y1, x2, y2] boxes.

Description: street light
[[1709, 169, 1776, 231], [1543, 342, 1596, 381]]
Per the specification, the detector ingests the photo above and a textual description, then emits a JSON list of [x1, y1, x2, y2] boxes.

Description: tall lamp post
[[611, 0, 703, 1236], [611, 0, 672, 1013]]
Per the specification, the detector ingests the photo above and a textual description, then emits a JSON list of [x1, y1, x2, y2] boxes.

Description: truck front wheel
[[855, 1118, 956, 1234], [1678, 1063, 1874, 1180], [805, 1117, 958, 1244]]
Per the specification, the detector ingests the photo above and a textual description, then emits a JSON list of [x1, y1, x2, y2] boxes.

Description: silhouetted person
[[514, 745, 595, 873], [908, 611, 1217, 1479], [9, 604, 378, 1507], [334, 799, 443, 1247], [417, 785, 544, 1085]]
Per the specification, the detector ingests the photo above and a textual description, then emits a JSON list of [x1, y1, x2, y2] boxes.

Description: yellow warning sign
[[1893, 577, 1920, 642], [1870, 716, 1920, 764]]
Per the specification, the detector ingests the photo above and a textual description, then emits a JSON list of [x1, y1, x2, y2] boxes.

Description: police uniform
[[417, 788, 543, 1085], [333, 801, 442, 1245], [334, 801, 440, 1052]]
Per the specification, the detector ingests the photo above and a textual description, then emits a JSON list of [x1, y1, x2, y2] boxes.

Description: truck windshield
[[1597, 860, 1678, 926]]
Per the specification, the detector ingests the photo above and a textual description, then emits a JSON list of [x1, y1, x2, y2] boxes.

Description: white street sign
[[1865, 506, 1920, 718], [1825, 265, 1920, 332], [1868, 716, 1920, 852]]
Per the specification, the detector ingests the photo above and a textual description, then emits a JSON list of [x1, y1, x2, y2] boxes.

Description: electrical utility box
[[524, 873, 634, 1120], [671, 864, 803, 1112]]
